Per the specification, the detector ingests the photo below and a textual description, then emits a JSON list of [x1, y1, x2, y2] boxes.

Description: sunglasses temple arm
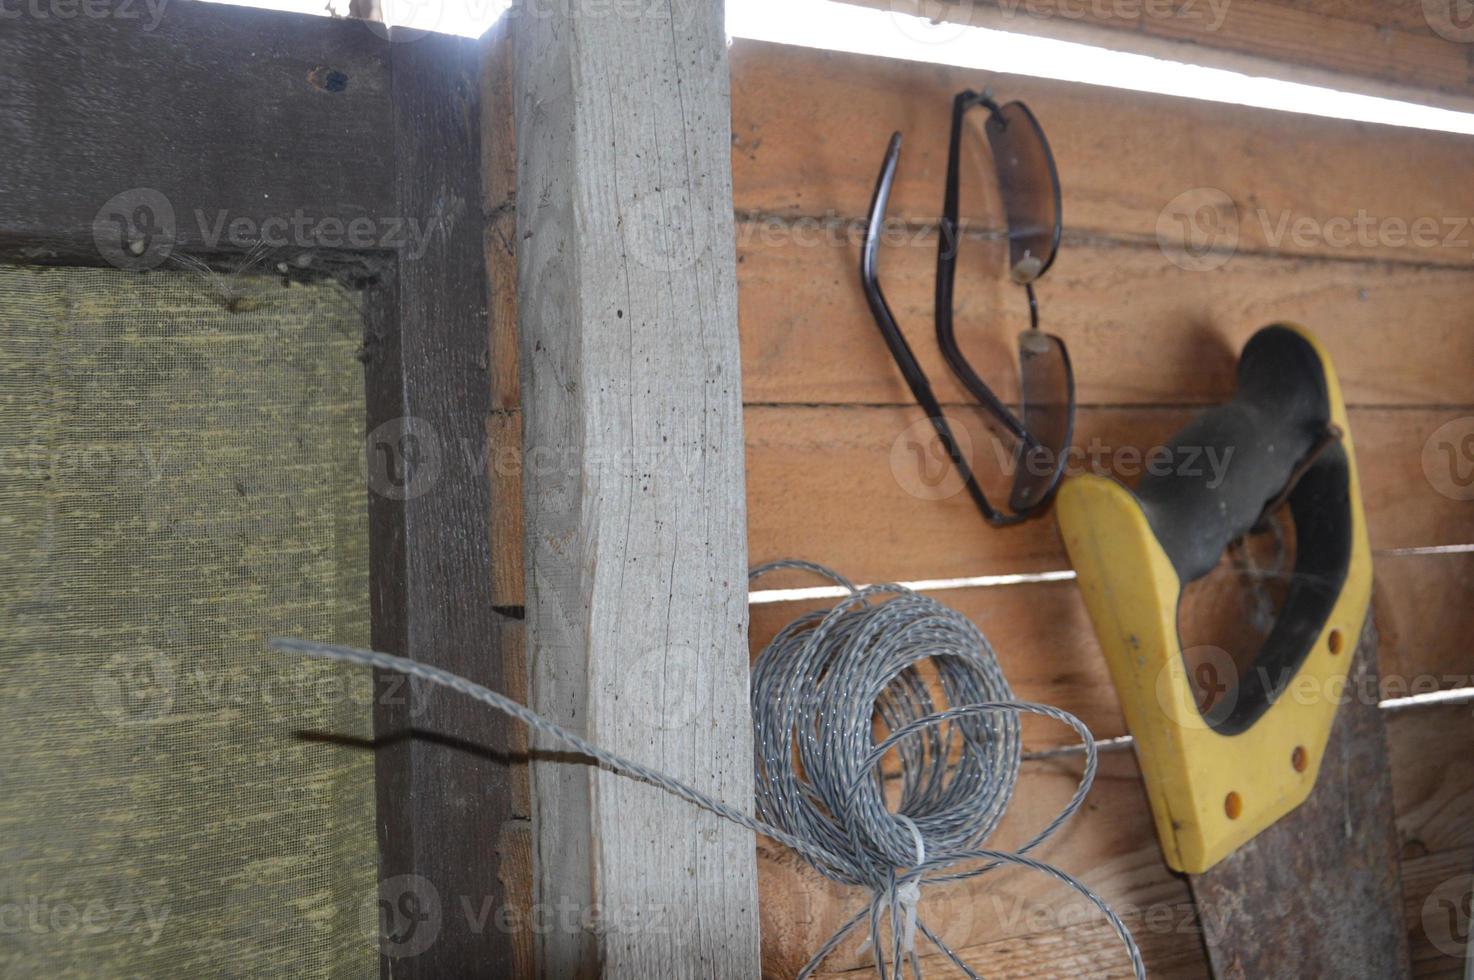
[[863, 134, 1023, 528], [934, 93, 1038, 449]]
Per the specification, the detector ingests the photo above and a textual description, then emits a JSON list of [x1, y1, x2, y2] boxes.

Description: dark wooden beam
[[0, 0, 395, 270], [2, 4, 518, 974], [362, 31, 518, 979]]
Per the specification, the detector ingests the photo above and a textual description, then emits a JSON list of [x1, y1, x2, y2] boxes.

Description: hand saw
[[1055, 324, 1410, 977]]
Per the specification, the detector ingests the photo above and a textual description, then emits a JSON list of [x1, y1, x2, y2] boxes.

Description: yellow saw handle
[[1056, 323, 1372, 874]]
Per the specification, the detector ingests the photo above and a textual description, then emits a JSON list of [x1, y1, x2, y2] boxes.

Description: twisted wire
[[748, 560, 1142, 978], [270, 560, 1143, 979]]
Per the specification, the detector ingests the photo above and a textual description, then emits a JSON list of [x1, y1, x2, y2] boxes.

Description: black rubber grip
[[1136, 326, 1331, 584], [1134, 325, 1355, 734]]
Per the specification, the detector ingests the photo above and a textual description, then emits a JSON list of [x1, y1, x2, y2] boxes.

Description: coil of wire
[[749, 560, 1142, 979]]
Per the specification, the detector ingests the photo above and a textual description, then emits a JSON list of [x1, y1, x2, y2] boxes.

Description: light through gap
[[198, 0, 1474, 135]]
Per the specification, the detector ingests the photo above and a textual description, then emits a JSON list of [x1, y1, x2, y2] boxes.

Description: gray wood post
[[512, 0, 761, 976]]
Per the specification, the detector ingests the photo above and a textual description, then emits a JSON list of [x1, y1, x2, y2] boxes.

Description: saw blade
[[1188, 616, 1409, 979]]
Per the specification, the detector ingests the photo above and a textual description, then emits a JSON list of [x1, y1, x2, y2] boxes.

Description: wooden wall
[[730, 40, 1474, 978], [838, 0, 1474, 111]]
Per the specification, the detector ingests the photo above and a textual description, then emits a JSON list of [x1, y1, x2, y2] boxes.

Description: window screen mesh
[[0, 265, 378, 978]]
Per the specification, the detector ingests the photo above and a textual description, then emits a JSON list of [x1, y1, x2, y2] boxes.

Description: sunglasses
[[861, 90, 1075, 526]]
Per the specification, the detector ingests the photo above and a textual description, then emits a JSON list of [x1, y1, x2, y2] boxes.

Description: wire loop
[[270, 560, 1144, 979]]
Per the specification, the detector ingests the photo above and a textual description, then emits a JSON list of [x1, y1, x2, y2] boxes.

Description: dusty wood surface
[[1190, 619, 1411, 979], [362, 31, 518, 979], [481, 17, 535, 980], [833, 0, 1474, 111], [750, 552, 1474, 756], [752, 705, 1474, 978], [733, 38, 1474, 979], [513, 0, 760, 976], [1390, 705, 1474, 978], [731, 42, 1474, 267], [737, 231, 1474, 409], [746, 404, 1474, 583], [0, 0, 394, 275]]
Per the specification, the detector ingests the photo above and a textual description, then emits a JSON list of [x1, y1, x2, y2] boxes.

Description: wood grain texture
[[513, 0, 760, 976], [737, 229, 1474, 408], [1189, 621, 1410, 979], [732, 37, 1474, 980], [0, 267, 378, 980], [750, 552, 1474, 755], [1391, 704, 1474, 978], [0, 0, 395, 272], [759, 750, 1183, 977], [363, 32, 518, 979], [831, 0, 1474, 110], [730, 41, 1474, 267], [753, 698, 1474, 977], [746, 404, 1474, 583], [481, 16, 535, 970]]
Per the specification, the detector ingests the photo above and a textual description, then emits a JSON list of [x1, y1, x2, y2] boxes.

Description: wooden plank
[[730, 41, 1474, 267], [513, 0, 761, 976], [746, 404, 1474, 582], [736, 229, 1474, 408], [481, 18, 534, 976], [1375, 552, 1474, 701], [1391, 704, 1474, 977], [0, 0, 396, 273], [1402, 844, 1474, 978], [749, 551, 1474, 751], [363, 32, 518, 978], [831, 0, 1474, 109], [482, 7, 527, 811], [753, 701, 1474, 977], [729, 35, 1474, 980], [760, 750, 1191, 976]]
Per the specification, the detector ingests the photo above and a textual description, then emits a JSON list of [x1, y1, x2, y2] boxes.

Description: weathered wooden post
[[511, 0, 761, 975]]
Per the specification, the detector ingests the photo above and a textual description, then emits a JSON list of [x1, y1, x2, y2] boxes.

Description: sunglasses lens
[[984, 102, 1061, 284], [1009, 330, 1073, 513]]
